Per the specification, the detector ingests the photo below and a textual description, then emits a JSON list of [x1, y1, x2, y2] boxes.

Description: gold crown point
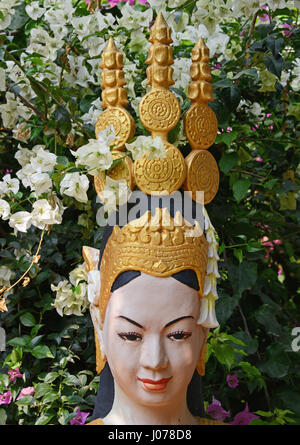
[[106, 37, 117, 51]]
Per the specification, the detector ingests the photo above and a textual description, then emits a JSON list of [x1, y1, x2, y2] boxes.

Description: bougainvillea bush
[[0, 0, 299, 425]]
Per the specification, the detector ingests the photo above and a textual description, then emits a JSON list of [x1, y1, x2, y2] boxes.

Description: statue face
[[101, 273, 206, 407]]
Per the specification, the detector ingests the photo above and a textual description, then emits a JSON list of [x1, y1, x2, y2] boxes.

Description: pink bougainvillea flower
[[206, 396, 230, 422], [226, 373, 239, 388], [70, 409, 90, 425], [259, 13, 272, 22], [16, 386, 35, 400], [254, 157, 263, 162], [0, 391, 12, 405], [230, 403, 259, 425], [8, 367, 22, 382], [282, 24, 294, 37]]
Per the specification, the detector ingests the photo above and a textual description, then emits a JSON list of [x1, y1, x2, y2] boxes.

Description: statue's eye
[[167, 330, 191, 341], [118, 332, 142, 342]]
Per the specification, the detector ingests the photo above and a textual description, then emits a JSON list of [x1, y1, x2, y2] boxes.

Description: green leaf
[[215, 291, 239, 325], [216, 132, 239, 149], [7, 336, 30, 347], [264, 178, 278, 189], [15, 396, 35, 406], [44, 372, 59, 383], [32, 345, 54, 359], [30, 335, 44, 349], [214, 343, 236, 369], [264, 54, 284, 78], [56, 155, 69, 166], [255, 304, 282, 336], [34, 382, 52, 399], [42, 391, 58, 404], [258, 344, 290, 379], [35, 412, 56, 425], [227, 260, 257, 298], [232, 68, 258, 81], [222, 86, 241, 111], [35, 270, 51, 285], [232, 179, 251, 203], [20, 312, 35, 327], [213, 78, 234, 88], [265, 36, 284, 57], [0, 408, 7, 425], [216, 153, 239, 175]]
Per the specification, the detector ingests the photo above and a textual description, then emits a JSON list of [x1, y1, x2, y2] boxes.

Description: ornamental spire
[[188, 37, 213, 103]]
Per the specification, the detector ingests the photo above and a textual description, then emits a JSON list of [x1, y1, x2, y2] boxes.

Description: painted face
[[102, 273, 206, 407]]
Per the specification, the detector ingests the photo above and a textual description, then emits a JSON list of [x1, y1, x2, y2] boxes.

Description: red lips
[[137, 377, 173, 391]]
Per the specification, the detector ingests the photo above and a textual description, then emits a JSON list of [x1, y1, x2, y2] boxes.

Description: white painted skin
[[90, 273, 209, 425]]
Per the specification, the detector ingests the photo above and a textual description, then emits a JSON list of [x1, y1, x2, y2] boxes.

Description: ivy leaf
[[265, 36, 284, 57], [264, 54, 284, 78], [227, 260, 257, 298]]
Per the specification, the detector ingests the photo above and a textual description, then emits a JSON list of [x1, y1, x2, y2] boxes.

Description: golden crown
[[94, 12, 219, 205], [83, 13, 221, 375]]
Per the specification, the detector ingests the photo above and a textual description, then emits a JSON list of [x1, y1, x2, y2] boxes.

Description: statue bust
[[82, 12, 222, 426]]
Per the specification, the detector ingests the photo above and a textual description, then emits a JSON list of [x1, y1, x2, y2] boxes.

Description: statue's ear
[[82, 246, 100, 272]]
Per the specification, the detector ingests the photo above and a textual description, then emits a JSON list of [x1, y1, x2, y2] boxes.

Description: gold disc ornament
[[95, 107, 135, 151], [134, 143, 186, 195], [139, 89, 181, 134], [184, 103, 218, 150], [94, 151, 135, 201], [184, 150, 219, 204]]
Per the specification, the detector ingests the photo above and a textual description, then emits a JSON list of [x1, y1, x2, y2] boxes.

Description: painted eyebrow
[[117, 316, 144, 329], [117, 315, 194, 329], [164, 316, 194, 328]]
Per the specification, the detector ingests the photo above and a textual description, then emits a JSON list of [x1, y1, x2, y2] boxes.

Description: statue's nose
[[139, 334, 169, 371]]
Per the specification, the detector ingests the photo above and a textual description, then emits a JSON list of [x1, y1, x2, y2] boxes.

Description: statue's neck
[[102, 384, 196, 426]]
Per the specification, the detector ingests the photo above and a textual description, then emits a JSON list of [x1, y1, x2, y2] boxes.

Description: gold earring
[[196, 342, 207, 376], [95, 329, 107, 374]]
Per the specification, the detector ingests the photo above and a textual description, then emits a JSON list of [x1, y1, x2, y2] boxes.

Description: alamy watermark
[[95, 189, 206, 237], [291, 327, 300, 352]]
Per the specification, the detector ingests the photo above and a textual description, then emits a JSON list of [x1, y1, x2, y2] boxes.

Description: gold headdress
[[83, 13, 220, 375]]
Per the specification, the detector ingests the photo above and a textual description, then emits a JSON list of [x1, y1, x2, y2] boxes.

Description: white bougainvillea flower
[[9, 211, 32, 233], [0, 174, 20, 196], [71, 127, 115, 176], [15, 145, 32, 167], [125, 135, 166, 161], [0, 199, 10, 220], [30, 172, 53, 196], [30, 146, 57, 173], [25, 1, 46, 20], [31, 199, 61, 230], [51, 279, 89, 317], [60, 172, 90, 203], [69, 262, 87, 287]]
